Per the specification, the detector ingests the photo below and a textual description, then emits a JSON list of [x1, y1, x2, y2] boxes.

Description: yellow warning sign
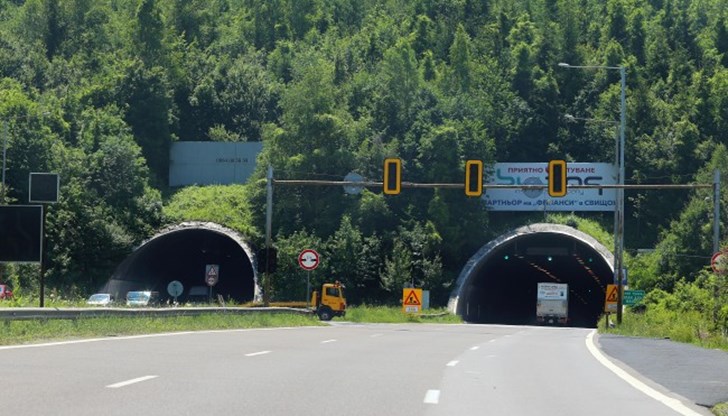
[[604, 284, 619, 313], [402, 288, 423, 314]]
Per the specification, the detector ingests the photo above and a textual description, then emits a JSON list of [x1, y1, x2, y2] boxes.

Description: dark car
[[0, 285, 13, 300]]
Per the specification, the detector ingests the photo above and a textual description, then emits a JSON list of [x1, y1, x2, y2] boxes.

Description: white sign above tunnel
[[484, 162, 617, 212]]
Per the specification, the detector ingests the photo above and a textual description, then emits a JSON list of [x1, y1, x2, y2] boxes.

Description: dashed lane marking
[[423, 389, 440, 404], [106, 375, 158, 389]]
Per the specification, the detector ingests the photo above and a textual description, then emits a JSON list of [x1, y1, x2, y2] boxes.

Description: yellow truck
[[310, 282, 347, 321]]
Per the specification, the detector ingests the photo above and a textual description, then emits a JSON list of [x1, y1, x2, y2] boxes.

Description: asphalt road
[[0, 324, 714, 416], [598, 333, 728, 407]]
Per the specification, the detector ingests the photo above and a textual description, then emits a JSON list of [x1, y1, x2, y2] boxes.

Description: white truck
[[536, 282, 568, 325]]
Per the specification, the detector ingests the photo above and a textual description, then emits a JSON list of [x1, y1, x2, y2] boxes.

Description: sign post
[[299, 249, 320, 307], [205, 264, 219, 302]]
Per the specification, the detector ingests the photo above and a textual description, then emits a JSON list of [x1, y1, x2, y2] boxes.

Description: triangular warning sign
[[207, 265, 218, 277], [606, 285, 618, 302], [405, 290, 421, 306]]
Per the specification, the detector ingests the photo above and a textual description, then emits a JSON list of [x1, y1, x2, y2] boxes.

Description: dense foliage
[[0, 0, 727, 316]]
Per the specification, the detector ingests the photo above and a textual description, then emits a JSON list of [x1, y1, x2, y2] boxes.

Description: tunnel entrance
[[449, 223, 614, 328], [103, 222, 260, 304]]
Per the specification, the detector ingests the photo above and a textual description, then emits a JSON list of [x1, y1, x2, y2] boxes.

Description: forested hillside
[[1, 0, 727, 305]]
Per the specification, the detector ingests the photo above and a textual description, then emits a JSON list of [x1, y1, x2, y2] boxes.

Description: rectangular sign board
[[29, 172, 60, 203], [0, 205, 42, 263], [604, 284, 619, 313], [402, 288, 423, 314], [537, 283, 568, 300], [484, 162, 617, 212], [169, 141, 263, 187], [623, 290, 646, 306]]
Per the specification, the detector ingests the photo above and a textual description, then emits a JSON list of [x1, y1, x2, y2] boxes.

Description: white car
[[87, 293, 113, 306], [126, 291, 159, 307]]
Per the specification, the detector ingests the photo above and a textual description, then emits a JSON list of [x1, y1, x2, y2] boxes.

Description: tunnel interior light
[[547, 256, 553, 262], [504, 254, 510, 260]]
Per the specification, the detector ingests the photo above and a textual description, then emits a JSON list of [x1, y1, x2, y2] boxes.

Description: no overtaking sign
[[298, 249, 320, 271]]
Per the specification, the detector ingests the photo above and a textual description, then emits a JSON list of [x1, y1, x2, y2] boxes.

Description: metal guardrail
[[0, 307, 313, 321]]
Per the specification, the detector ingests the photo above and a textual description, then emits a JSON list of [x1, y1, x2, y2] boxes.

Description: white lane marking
[[470, 346, 479, 351], [423, 389, 440, 404], [245, 350, 271, 357], [106, 375, 158, 389], [321, 339, 337, 344], [446, 360, 459, 367], [489, 339, 496, 343], [586, 331, 704, 416], [370, 333, 384, 338]]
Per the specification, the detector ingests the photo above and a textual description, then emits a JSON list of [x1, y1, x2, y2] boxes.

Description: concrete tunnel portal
[[449, 224, 615, 328], [103, 221, 612, 328], [103, 222, 261, 304]]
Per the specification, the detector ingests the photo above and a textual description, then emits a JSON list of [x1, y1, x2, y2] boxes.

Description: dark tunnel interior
[[106, 229, 255, 303], [460, 233, 613, 328]]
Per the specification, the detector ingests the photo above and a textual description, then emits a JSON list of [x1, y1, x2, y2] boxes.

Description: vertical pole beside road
[[264, 165, 273, 306], [39, 205, 46, 307], [1, 120, 7, 203], [713, 169, 720, 254], [713, 169, 721, 323], [616, 66, 627, 325], [558, 62, 627, 325]]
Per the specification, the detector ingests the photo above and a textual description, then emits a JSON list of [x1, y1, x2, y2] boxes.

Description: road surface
[[0, 324, 712, 415]]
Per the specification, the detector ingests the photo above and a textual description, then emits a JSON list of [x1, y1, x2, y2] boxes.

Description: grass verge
[[0, 313, 323, 346], [598, 310, 728, 351], [713, 402, 728, 416], [340, 305, 462, 324]]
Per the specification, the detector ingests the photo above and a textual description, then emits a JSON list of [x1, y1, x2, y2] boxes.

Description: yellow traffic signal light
[[464, 160, 483, 197], [383, 158, 401, 195], [548, 160, 567, 197]]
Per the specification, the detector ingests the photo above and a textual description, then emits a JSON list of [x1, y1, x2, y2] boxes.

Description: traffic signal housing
[[464, 160, 483, 197], [383, 158, 401, 195], [548, 160, 567, 197]]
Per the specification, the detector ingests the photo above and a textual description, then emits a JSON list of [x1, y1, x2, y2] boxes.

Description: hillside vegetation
[[0, 0, 727, 335]]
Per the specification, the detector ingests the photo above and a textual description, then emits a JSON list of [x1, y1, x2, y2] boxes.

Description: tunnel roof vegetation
[[162, 185, 260, 238], [0, 0, 726, 341]]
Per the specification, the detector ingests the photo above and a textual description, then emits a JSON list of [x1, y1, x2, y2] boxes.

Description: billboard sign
[[484, 162, 617, 212], [169, 141, 263, 187], [0, 205, 42, 263]]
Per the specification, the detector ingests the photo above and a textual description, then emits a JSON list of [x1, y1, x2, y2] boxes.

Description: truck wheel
[[318, 307, 333, 321]]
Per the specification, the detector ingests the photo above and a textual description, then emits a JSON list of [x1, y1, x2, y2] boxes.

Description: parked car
[[87, 293, 113, 306], [0, 285, 13, 300], [126, 291, 160, 307]]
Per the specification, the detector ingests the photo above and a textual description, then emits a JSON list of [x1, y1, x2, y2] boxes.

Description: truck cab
[[310, 282, 346, 321]]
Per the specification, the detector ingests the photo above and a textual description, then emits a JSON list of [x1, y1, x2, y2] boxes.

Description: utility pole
[[264, 165, 273, 306], [2, 120, 7, 204]]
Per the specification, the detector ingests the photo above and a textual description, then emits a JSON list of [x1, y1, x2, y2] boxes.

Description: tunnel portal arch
[[448, 223, 615, 327], [103, 222, 261, 304]]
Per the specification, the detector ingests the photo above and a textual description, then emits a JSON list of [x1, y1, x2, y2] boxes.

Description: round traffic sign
[[711, 251, 728, 274], [343, 172, 365, 195], [298, 249, 320, 271], [167, 280, 184, 298]]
